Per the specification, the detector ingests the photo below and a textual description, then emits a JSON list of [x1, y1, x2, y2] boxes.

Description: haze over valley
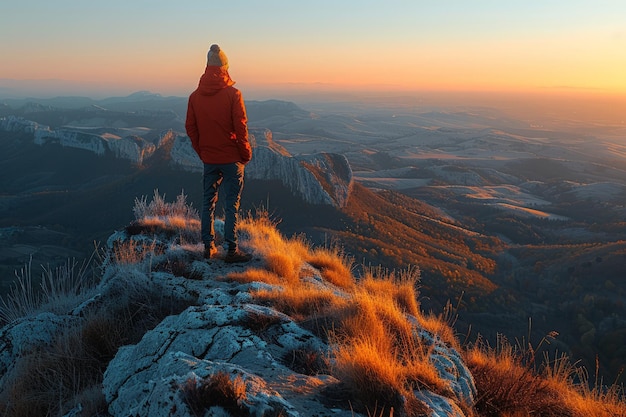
[[1, 91, 625, 385]]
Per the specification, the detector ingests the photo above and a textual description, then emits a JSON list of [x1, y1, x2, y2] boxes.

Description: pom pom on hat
[[207, 44, 229, 69]]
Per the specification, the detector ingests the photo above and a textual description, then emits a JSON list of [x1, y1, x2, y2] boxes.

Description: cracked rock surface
[[1, 221, 476, 417]]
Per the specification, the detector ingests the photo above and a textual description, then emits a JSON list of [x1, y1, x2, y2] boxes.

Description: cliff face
[[167, 127, 353, 208], [1, 116, 353, 208], [246, 128, 353, 208], [1, 115, 157, 164], [0, 116, 353, 207]]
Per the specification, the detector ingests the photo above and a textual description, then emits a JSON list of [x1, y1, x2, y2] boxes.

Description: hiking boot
[[203, 242, 217, 259], [224, 249, 252, 263]]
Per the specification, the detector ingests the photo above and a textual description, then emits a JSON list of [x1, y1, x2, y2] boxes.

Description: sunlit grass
[[140, 215, 200, 234], [327, 274, 452, 414], [227, 208, 626, 416], [306, 245, 355, 290], [543, 353, 626, 417], [464, 334, 626, 417], [359, 265, 421, 318], [254, 284, 343, 320], [264, 251, 302, 284], [227, 268, 284, 285], [237, 209, 310, 259], [228, 219, 448, 414]]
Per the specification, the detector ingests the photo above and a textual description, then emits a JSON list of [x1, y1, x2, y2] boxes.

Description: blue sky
[[1, 0, 625, 97]]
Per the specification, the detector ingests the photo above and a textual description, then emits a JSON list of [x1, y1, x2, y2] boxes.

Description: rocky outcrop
[[0, 217, 476, 417]]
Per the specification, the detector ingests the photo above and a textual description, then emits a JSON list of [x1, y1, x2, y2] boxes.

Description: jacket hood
[[197, 66, 235, 96]]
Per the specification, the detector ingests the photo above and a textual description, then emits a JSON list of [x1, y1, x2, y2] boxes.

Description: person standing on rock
[[185, 44, 253, 263]]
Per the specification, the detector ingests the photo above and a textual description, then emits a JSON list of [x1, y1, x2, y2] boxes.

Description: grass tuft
[[181, 371, 248, 416], [306, 245, 355, 290], [466, 335, 573, 417], [0, 258, 41, 324], [264, 252, 302, 284], [254, 284, 342, 321], [110, 238, 159, 266], [328, 280, 450, 415], [360, 265, 421, 318], [133, 189, 198, 221], [0, 252, 100, 325], [227, 268, 284, 285]]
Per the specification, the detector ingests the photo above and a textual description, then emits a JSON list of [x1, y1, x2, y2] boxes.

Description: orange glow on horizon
[[1, 2, 624, 104]]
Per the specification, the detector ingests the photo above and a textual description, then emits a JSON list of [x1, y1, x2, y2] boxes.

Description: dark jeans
[[201, 162, 245, 250]]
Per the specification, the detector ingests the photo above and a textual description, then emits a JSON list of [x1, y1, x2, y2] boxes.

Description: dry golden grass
[[238, 211, 309, 259], [121, 203, 626, 417], [542, 354, 626, 417], [254, 284, 345, 321], [228, 268, 284, 285], [230, 210, 355, 320], [226, 217, 448, 415], [359, 266, 421, 318], [167, 215, 201, 231], [264, 252, 302, 284], [464, 338, 563, 417], [129, 192, 201, 244], [137, 215, 201, 241], [306, 246, 355, 290], [334, 334, 404, 401], [464, 334, 626, 417], [416, 311, 460, 350], [343, 288, 414, 346], [330, 282, 452, 414], [562, 389, 626, 417]]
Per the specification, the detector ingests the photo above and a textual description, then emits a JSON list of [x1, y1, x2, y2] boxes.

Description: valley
[[1, 92, 625, 384]]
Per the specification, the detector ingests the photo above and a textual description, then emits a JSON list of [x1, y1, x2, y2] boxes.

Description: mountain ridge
[[0, 113, 353, 209], [2, 95, 626, 388]]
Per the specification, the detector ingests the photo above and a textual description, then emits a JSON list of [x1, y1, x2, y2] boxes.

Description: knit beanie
[[207, 44, 229, 69]]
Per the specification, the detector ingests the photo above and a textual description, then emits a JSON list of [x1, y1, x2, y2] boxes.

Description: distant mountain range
[[1, 93, 626, 384]]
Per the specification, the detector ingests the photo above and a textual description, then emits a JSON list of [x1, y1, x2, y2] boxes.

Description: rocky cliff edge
[[0, 194, 475, 417]]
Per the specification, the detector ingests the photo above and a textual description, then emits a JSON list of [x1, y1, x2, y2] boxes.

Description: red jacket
[[185, 66, 252, 164]]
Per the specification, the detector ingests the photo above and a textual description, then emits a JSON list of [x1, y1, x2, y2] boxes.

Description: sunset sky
[[1, 0, 625, 99]]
